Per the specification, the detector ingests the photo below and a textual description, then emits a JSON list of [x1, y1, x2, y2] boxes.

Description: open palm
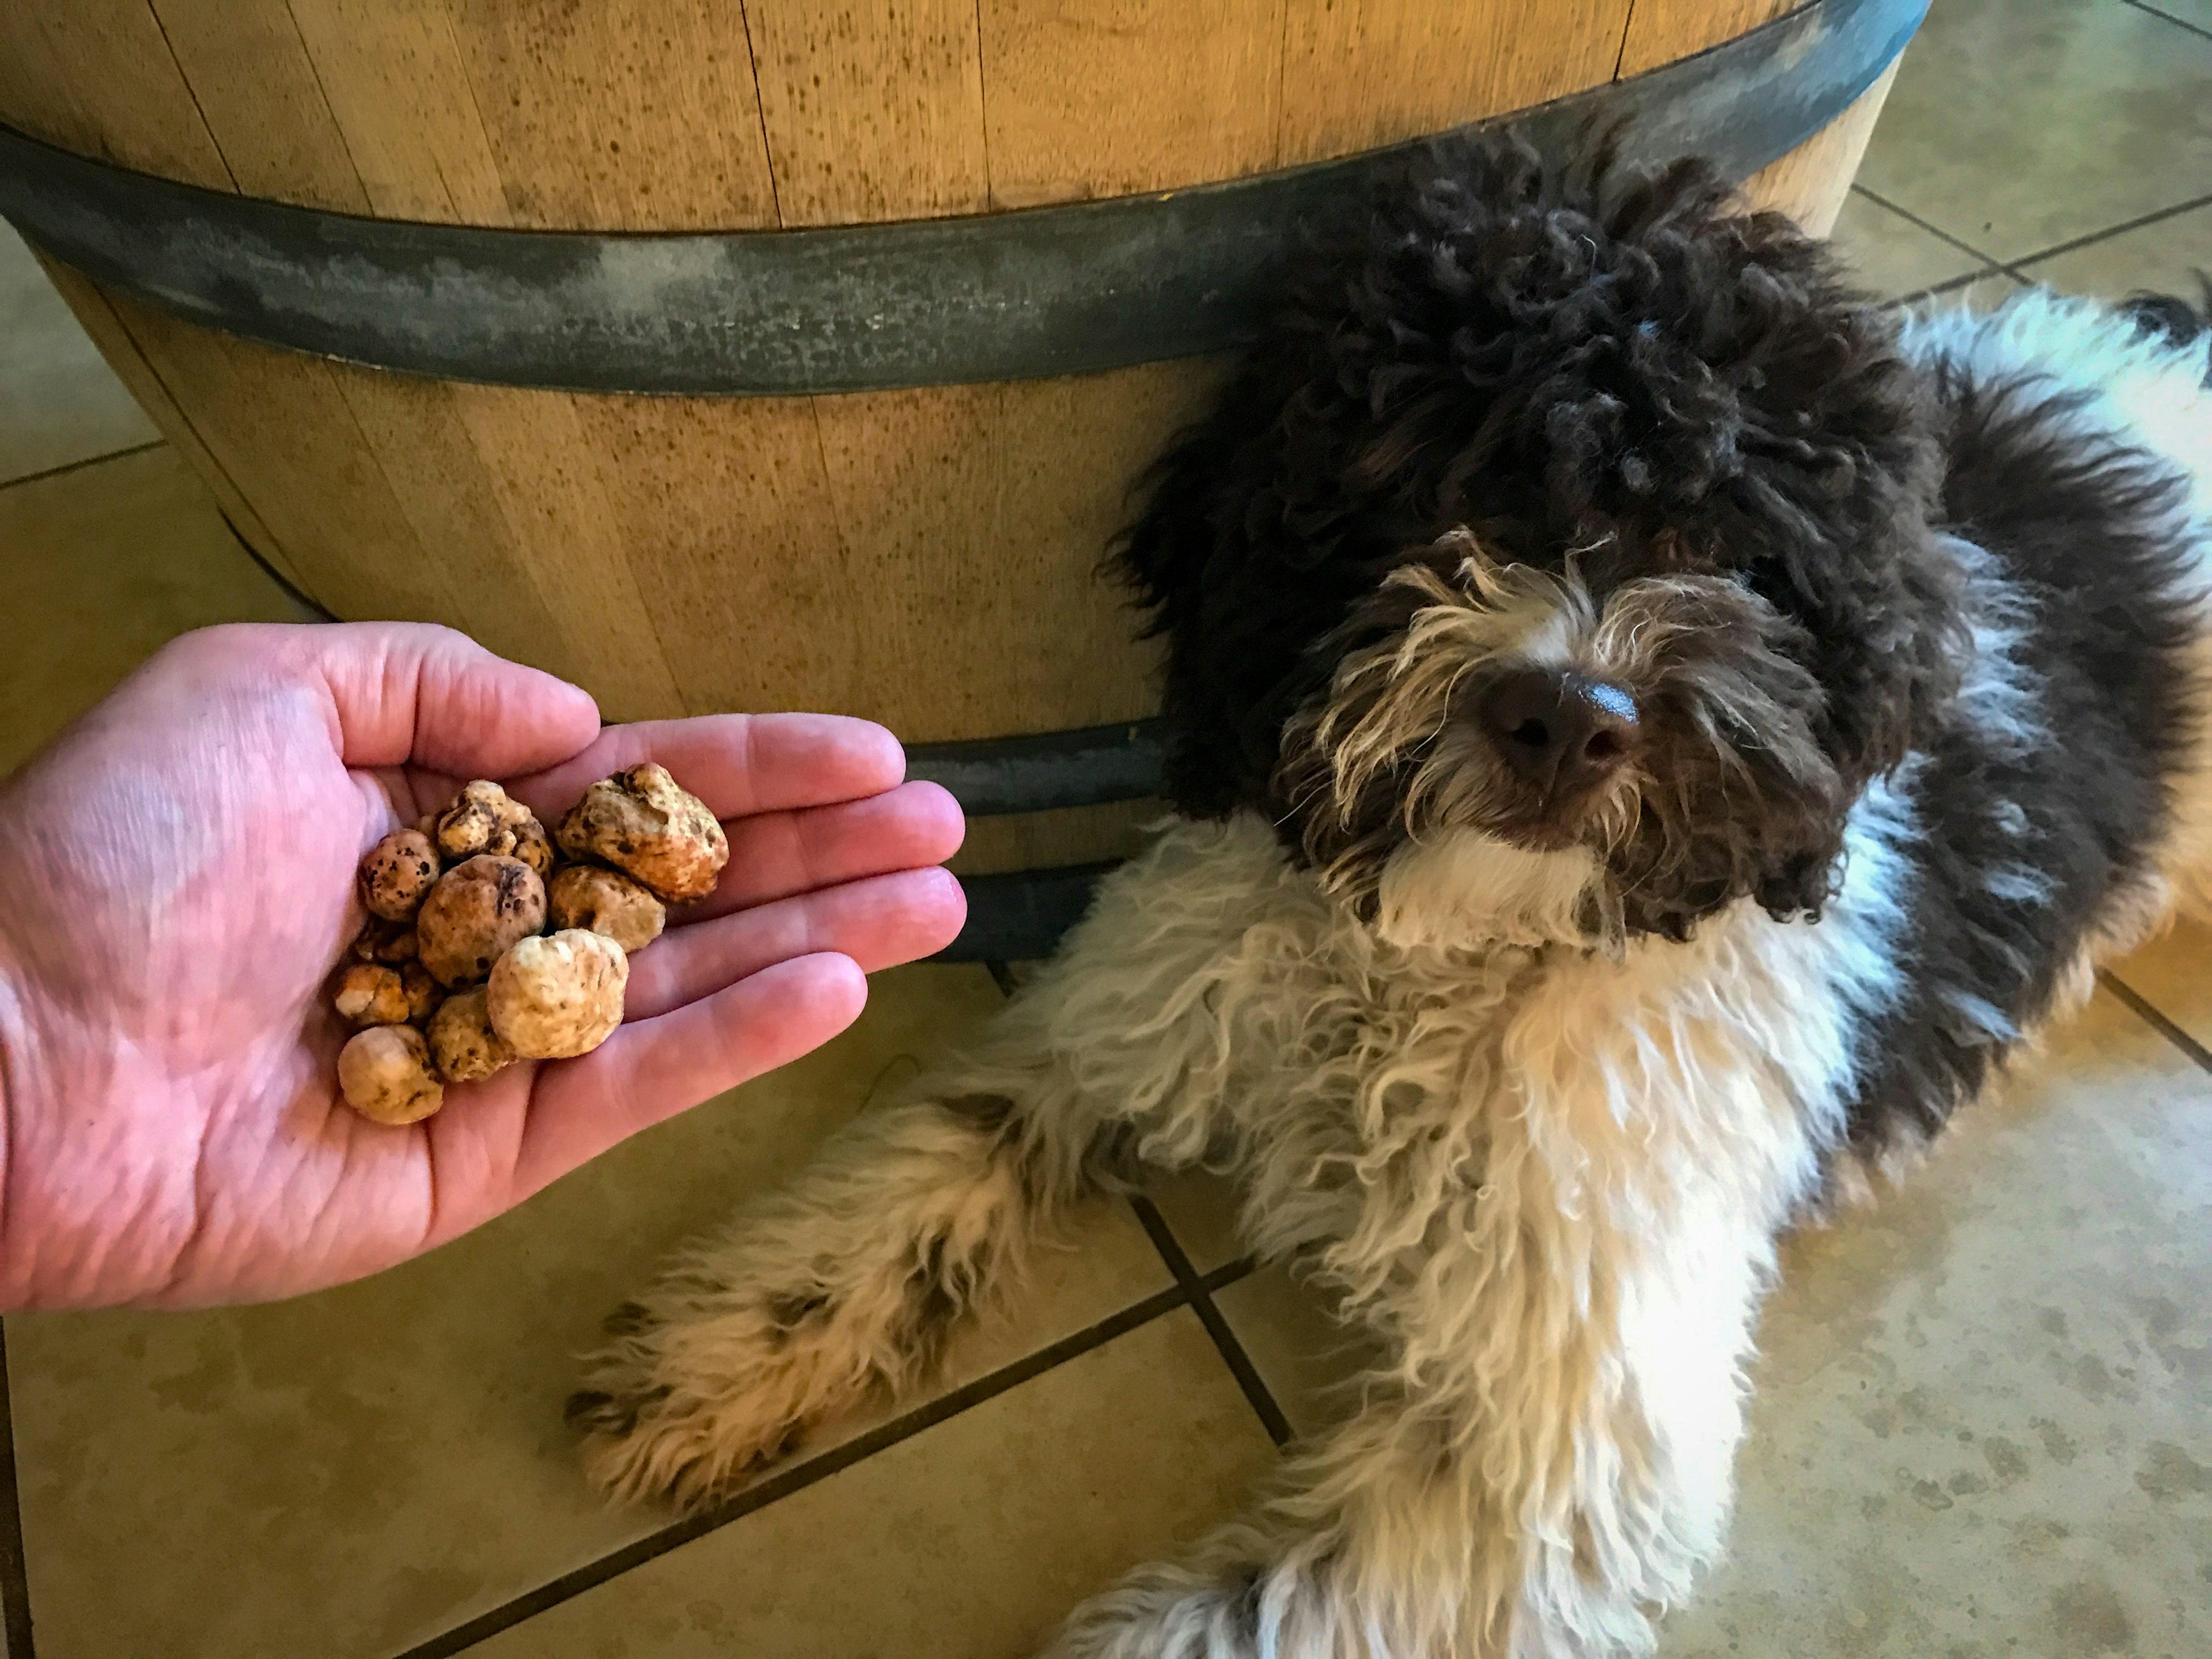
[[0, 623, 965, 1310]]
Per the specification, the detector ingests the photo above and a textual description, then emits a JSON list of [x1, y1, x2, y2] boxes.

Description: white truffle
[[415, 854, 547, 987], [337, 1025, 444, 1124], [486, 929, 629, 1060], [435, 779, 546, 864], [555, 763, 728, 902], [548, 864, 667, 953], [358, 829, 441, 922], [427, 987, 514, 1083]]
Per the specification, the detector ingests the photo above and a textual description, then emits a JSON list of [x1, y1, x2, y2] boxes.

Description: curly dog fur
[[568, 139, 2212, 1656]]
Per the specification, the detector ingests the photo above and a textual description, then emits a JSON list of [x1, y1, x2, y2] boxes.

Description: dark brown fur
[[1118, 135, 1963, 938]]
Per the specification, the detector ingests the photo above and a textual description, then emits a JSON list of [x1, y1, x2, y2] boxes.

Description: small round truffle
[[427, 986, 514, 1082], [334, 963, 410, 1027], [487, 929, 629, 1060], [437, 779, 545, 864], [358, 828, 441, 922], [548, 864, 666, 953], [402, 962, 444, 1024], [337, 1025, 444, 1124], [555, 763, 729, 902], [415, 854, 548, 987]]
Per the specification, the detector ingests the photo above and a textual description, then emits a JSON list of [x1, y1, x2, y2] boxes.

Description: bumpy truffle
[[555, 763, 728, 902], [487, 929, 630, 1060], [436, 779, 547, 865], [415, 854, 547, 987], [358, 828, 441, 922], [427, 987, 514, 1083], [333, 963, 410, 1027], [548, 864, 666, 953], [337, 1025, 444, 1124]]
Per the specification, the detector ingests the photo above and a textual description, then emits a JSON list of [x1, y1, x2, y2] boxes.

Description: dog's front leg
[[567, 825, 1282, 1512], [565, 1060, 1105, 1509], [1047, 1154, 1783, 1659]]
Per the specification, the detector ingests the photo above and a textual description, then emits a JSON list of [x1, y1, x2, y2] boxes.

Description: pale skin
[[0, 623, 968, 1312]]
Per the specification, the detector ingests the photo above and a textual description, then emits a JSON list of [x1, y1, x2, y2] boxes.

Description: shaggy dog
[[567, 141, 2212, 1656]]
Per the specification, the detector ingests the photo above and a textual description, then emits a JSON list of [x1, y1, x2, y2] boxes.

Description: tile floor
[[0, 2, 2208, 1654]]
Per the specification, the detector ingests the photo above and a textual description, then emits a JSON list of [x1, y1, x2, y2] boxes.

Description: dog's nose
[[1478, 668, 1639, 801]]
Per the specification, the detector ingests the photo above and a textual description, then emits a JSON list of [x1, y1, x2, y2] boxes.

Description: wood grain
[[283, 0, 513, 223], [144, 1, 372, 210], [574, 390, 859, 719], [1737, 62, 1898, 237], [978, 0, 1287, 206], [442, 0, 778, 230], [0, 2, 235, 188], [746, 1, 991, 226], [1280, 0, 1631, 163], [1616, 0, 1799, 80]]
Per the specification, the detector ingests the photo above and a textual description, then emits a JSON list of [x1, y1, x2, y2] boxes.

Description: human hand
[[0, 623, 965, 1310]]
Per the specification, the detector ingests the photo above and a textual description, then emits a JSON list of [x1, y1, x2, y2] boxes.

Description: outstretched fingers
[[509, 952, 870, 1198], [624, 866, 967, 1021], [676, 782, 965, 922], [509, 713, 910, 824]]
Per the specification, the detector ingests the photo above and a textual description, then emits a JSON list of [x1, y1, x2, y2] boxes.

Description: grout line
[[2119, 0, 2212, 44], [2002, 190, 2212, 280], [1129, 1196, 1293, 1448], [1850, 183, 2004, 268], [1921, 266, 2016, 297], [2097, 969, 2212, 1074], [1885, 263, 2021, 312], [0, 440, 166, 495], [399, 1283, 1198, 1658], [1859, 185, 2212, 309], [0, 1323, 35, 1659]]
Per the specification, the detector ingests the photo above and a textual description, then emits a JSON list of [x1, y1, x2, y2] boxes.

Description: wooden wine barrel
[[0, 0, 1921, 960]]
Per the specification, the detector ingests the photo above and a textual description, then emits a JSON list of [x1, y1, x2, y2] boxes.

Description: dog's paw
[[566, 1287, 844, 1512]]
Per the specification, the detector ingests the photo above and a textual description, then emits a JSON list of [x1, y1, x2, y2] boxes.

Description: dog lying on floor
[[565, 139, 2212, 1657]]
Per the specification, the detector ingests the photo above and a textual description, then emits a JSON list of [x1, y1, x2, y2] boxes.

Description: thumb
[[297, 622, 602, 777]]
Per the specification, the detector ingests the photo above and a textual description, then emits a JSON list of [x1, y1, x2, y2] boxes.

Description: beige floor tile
[[1140, 1166, 1247, 1274], [1894, 268, 2032, 324], [465, 1307, 1280, 1659], [2020, 201, 2212, 299], [0, 445, 310, 776], [1662, 987, 2212, 1657], [1855, 0, 2212, 264], [2135, 0, 2212, 34], [7, 964, 1180, 1659], [1211, 1266, 1383, 1444], [2106, 914, 2212, 1051], [1830, 190, 1989, 300], [0, 226, 160, 486], [1131, 988, 2212, 1656]]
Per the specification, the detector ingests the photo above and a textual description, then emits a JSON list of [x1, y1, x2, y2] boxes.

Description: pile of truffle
[[334, 764, 728, 1125]]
